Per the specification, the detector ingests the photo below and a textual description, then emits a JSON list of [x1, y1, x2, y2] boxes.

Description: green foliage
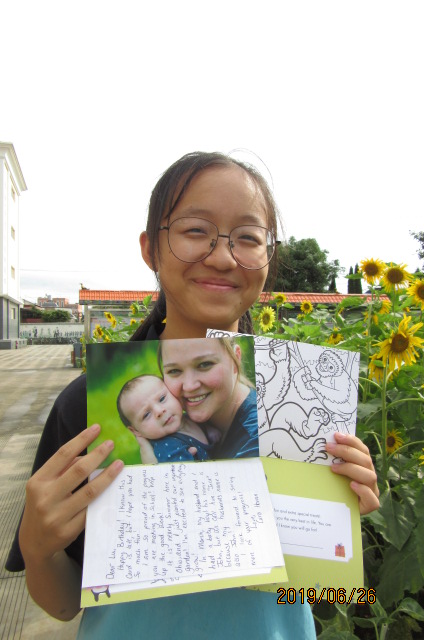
[[274, 236, 343, 293], [410, 230, 424, 267], [354, 264, 363, 294], [254, 270, 424, 639], [42, 309, 72, 322]]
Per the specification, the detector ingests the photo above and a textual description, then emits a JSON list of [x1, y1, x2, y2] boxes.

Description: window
[[11, 308, 16, 320], [11, 226, 15, 240]]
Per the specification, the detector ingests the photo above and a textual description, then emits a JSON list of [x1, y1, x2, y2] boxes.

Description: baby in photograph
[[117, 374, 220, 463]]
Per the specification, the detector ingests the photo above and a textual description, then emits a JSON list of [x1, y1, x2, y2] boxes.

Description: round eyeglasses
[[159, 217, 279, 270]]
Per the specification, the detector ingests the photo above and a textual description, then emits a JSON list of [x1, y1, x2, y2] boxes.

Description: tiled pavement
[[0, 346, 83, 639]]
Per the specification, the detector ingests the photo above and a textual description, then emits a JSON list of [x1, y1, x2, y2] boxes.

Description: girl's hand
[[19, 424, 124, 563], [325, 432, 380, 515]]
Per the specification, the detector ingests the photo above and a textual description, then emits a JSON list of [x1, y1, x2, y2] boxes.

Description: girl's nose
[[202, 235, 238, 270]]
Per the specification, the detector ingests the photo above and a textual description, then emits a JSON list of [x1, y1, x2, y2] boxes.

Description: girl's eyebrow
[[171, 208, 266, 225]]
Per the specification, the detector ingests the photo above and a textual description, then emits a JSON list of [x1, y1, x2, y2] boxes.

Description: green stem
[[363, 300, 374, 403], [365, 430, 383, 455], [386, 397, 424, 410], [358, 375, 382, 392], [387, 439, 424, 459], [381, 367, 388, 486], [360, 524, 384, 556]]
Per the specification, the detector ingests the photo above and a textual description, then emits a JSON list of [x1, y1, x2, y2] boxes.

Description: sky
[[1, 0, 423, 304]]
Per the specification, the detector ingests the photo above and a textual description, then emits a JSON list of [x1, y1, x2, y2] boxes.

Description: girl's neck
[[159, 309, 239, 341]]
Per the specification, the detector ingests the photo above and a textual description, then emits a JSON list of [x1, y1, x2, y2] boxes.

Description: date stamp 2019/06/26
[[277, 587, 376, 606]]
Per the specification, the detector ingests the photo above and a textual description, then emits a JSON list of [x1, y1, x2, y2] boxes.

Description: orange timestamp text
[[277, 587, 376, 605]]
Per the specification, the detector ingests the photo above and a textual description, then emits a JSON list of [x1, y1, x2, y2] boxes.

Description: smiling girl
[[11, 152, 379, 639]]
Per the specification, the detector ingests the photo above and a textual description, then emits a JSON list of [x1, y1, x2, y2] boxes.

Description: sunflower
[[259, 306, 276, 332], [368, 354, 386, 384], [364, 298, 392, 325], [104, 334, 111, 343], [104, 312, 117, 328], [408, 279, 424, 309], [273, 292, 287, 306], [130, 302, 139, 315], [374, 315, 424, 373], [386, 429, 404, 454], [300, 300, 313, 315], [381, 263, 412, 292], [130, 318, 138, 325], [93, 324, 104, 339], [359, 258, 385, 285], [419, 448, 424, 466], [328, 328, 343, 345]]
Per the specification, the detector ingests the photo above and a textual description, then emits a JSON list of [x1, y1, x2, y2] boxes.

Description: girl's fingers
[[58, 439, 119, 499], [326, 433, 374, 469], [36, 424, 102, 479], [350, 481, 381, 516], [65, 459, 125, 520], [330, 460, 378, 489]]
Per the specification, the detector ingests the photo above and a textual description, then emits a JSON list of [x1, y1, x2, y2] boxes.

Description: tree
[[274, 236, 343, 292], [42, 309, 72, 322], [354, 263, 363, 294], [347, 266, 354, 294], [410, 230, 424, 267]]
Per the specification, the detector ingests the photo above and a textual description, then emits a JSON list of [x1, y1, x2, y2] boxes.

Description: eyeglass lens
[[167, 218, 275, 269]]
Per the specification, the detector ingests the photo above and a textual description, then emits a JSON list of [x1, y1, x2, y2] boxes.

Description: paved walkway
[[0, 346, 82, 639]]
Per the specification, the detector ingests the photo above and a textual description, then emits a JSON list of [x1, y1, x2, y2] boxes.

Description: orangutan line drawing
[[206, 331, 360, 466]]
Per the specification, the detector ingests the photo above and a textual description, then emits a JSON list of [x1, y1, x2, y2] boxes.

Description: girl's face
[[161, 339, 240, 426], [122, 377, 183, 440], [141, 165, 270, 338]]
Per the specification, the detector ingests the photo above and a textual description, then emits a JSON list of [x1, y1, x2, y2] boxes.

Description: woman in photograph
[[160, 336, 259, 459], [11, 151, 379, 639]]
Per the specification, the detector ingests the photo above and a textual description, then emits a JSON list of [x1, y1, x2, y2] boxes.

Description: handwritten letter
[[82, 459, 283, 589]]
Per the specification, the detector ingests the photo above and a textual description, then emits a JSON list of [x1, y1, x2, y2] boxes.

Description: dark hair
[[131, 151, 281, 341], [117, 374, 163, 427]]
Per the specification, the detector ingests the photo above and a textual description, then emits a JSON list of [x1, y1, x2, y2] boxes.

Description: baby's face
[[122, 377, 183, 439]]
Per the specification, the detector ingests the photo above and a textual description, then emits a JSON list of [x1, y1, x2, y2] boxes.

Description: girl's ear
[[127, 425, 137, 436], [140, 231, 154, 271]]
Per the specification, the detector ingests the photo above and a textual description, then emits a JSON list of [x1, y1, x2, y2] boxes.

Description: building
[[0, 142, 27, 348]]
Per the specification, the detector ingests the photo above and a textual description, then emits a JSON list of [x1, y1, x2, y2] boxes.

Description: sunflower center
[[387, 268, 403, 284], [391, 333, 409, 353], [386, 436, 395, 448], [365, 263, 379, 276], [416, 284, 424, 300], [263, 313, 271, 323]]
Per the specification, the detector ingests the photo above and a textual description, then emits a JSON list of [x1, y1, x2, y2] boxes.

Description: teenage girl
[[12, 152, 379, 639]]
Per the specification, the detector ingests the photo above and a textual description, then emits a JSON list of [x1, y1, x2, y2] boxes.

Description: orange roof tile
[[79, 289, 385, 305]]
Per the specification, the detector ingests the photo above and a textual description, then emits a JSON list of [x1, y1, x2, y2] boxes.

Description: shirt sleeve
[[5, 374, 88, 572]]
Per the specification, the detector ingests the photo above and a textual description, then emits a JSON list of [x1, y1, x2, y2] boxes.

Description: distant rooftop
[[79, 289, 379, 305]]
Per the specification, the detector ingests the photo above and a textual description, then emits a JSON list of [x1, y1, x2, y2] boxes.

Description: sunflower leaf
[[394, 598, 424, 621], [366, 489, 414, 550], [377, 526, 424, 607]]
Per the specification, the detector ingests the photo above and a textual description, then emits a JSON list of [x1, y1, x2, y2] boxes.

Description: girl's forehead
[[169, 165, 267, 220]]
